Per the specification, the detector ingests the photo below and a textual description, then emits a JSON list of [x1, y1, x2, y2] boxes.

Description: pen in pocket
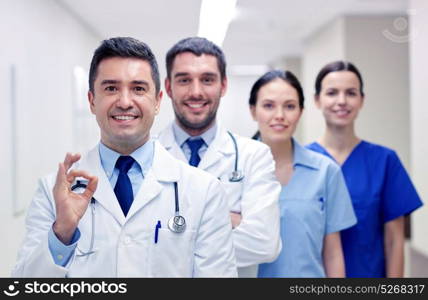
[[154, 220, 161, 244], [319, 197, 324, 211]]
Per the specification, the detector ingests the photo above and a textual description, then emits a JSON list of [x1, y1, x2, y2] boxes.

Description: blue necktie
[[114, 156, 135, 216], [186, 138, 204, 167]]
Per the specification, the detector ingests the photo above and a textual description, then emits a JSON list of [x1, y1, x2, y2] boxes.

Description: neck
[[263, 137, 293, 166], [176, 119, 215, 137], [102, 137, 148, 156], [319, 123, 360, 152]]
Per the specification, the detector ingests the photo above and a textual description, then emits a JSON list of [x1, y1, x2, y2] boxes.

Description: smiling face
[[315, 71, 364, 129], [251, 78, 302, 144], [88, 57, 162, 154], [165, 52, 227, 135]]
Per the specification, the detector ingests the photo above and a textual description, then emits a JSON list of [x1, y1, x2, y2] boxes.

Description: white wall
[[409, 0, 428, 256], [217, 74, 259, 137], [300, 17, 346, 144], [346, 16, 410, 168], [0, 0, 99, 276]]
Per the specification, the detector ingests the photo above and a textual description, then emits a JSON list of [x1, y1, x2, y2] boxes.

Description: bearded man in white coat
[[157, 37, 281, 277], [12, 37, 237, 277]]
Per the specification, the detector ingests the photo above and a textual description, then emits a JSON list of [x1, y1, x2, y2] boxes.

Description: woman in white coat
[[12, 37, 237, 277]]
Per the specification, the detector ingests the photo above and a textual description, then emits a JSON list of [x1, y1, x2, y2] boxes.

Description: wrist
[[53, 220, 77, 245]]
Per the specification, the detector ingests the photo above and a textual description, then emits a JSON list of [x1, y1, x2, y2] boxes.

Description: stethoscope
[[226, 131, 245, 182], [71, 179, 186, 257]]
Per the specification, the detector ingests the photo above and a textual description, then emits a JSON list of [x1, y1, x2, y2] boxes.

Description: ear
[[165, 77, 173, 99], [249, 105, 257, 121], [314, 94, 321, 109], [220, 76, 228, 97], [360, 95, 365, 109], [155, 91, 163, 115], [297, 107, 304, 120], [88, 91, 96, 114]]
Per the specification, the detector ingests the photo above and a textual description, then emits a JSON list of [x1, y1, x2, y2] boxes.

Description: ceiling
[[59, 0, 409, 68]]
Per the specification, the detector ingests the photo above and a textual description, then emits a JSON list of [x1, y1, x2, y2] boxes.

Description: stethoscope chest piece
[[229, 170, 244, 182], [168, 215, 186, 233]]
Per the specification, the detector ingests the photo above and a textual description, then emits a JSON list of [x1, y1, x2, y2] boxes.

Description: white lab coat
[[157, 123, 281, 277], [12, 141, 237, 277]]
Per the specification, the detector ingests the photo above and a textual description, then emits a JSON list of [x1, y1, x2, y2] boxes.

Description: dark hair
[[89, 37, 160, 94], [314, 60, 364, 96], [248, 70, 305, 109], [166, 37, 226, 79]]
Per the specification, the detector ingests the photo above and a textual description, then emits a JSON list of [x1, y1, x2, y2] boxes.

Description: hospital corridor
[[0, 0, 427, 278]]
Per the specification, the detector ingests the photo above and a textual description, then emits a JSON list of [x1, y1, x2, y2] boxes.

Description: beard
[[174, 108, 217, 131]]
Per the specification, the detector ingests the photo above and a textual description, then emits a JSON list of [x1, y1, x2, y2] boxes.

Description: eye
[[105, 86, 117, 92], [262, 103, 274, 109], [177, 77, 190, 84], [326, 90, 337, 96], [134, 86, 147, 94], [347, 90, 358, 96], [285, 103, 297, 110], [202, 77, 215, 84]]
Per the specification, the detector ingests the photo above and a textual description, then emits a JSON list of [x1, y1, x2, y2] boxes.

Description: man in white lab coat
[[157, 37, 281, 277], [12, 37, 237, 277]]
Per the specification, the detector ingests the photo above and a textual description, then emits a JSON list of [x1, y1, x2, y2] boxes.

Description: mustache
[[110, 108, 140, 115]]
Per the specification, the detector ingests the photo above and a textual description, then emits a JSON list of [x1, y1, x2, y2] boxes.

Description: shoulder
[[300, 144, 340, 174], [232, 132, 271, 154], [359, 140, 401, 164], [360, 140, 396, 155]]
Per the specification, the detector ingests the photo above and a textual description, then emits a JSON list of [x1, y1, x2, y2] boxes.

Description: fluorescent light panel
[[197, 0, 237, 47]]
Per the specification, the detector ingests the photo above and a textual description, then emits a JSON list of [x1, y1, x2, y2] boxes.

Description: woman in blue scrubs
[[307, 61, 423, 277], [250, 70, 357, 277]]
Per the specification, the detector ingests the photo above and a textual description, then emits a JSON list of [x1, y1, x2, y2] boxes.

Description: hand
[[52, 153, 98, 244], [230, 212, 242, 229]]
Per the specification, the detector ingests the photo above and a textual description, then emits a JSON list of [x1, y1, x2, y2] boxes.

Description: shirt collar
[[254, 135, 320, 170], [172, 120, 217, 147], [292, 138, 320, 170], [99, 139, 154, 177]]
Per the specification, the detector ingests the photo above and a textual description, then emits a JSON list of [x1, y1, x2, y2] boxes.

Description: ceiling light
[[197, 0, 237, 47]]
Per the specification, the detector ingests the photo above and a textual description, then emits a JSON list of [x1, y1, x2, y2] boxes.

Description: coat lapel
[[78, 146, 126, 226], [125, 141, 180, 220], [198, 125, 235, 171]]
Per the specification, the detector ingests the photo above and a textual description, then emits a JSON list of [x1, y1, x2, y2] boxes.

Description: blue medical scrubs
[[258, 139, 356, 277], [307, 141, 423, 277]]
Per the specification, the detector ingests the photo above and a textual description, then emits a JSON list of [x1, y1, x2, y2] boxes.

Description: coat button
[[123, 236, 132, 245]]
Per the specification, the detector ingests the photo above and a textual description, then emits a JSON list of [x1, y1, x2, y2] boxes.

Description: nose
[[188, 81, 203, 99], [274, 107, 285, 120], [337, 92, 347, 105], [116, 90, 133, 109]]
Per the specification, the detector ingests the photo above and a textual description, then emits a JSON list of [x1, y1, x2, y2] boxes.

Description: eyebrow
[[100, 79, 150, 86], [261, 98, 297, 103], [101, 79, 120, 85], [173, 72, 218, 78]]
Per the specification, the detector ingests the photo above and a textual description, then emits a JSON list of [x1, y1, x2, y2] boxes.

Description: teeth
[[114, 115, 135, 120], [335, 110, 349, 116], [188, 103, 204, 108]]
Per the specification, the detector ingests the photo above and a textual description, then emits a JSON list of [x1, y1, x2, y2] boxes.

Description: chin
[[328, 119, 353, 128]]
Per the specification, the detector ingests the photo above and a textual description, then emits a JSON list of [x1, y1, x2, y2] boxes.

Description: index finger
[[81, 175, 98, 200], [63, 152, 81, 173]]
